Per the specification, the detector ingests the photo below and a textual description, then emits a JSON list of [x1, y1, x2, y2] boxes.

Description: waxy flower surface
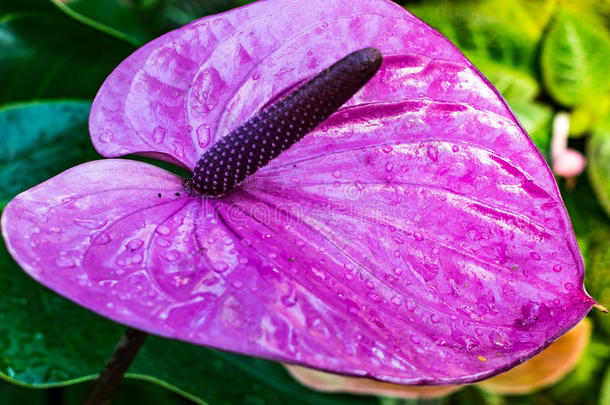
[[1, 0, 593, 385]]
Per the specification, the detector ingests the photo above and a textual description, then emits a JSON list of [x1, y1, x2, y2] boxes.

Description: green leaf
[[0, 101, 375, 405], [584, 230, 610, 335], [49, 0, 155, 45], [587, 119, 610, 217], [510, 101, 553, 154], [561, 177, 610, 239], [0, 101, 99, 202], [408, 0, 542, 103], [600, 366, 610, 405], [541, 10, 610, 107], [0, 2, 133, 104], [0, 378, 46, 404], [49, 0, 258, 44], [0, 377, 187, 405], [570, 94, 610, 137], [160, 0, 256, 28]]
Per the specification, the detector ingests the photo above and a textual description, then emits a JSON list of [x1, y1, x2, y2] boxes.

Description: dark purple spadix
[[190, 47, 383, 196]]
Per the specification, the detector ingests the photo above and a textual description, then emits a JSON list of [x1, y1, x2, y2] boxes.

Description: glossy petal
[[6, 0, 594, 385], [89, 0, 510, 169], [479, 318, 591, 394]]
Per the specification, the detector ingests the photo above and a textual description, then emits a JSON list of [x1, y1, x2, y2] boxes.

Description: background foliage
[[2, 0, 610, 404]]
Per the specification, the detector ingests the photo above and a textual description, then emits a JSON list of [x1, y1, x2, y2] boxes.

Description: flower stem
[[81, 327, 148, 405]]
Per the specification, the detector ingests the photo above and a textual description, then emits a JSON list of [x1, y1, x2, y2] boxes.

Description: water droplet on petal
[[157, 225, 171, 236], [553, 264, 562, 272], [92, 232, 111, 245], [451, 145, 460, 152], [55, 256, 75, 268], [427, 145, 439, 162], [196, 124, 211, 147], [414, 232, 424, 241], [126, 239, 143, 251], [385, 162, 394, 172], [391, 296, 402, 306], [153, 126, 167, 144], [213, 262, 229, 273], [332, 170, 342, 178], [173, 142, 184, 157], [164, 251, 180, 262], [368, 293, 381, 303], [281, 294, 297, 307]]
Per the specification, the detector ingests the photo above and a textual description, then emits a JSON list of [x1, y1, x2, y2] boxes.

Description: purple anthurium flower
[[1, 0, 594, 385]]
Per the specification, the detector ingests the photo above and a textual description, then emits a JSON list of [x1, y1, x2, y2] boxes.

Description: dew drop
[[126, 239, 143, 251], [414, 232, 424, 241], [393, 267, 403, 275], [281, 294, 297, 308], [391, 296, 402, 306], [164, 251, 180, 262], [155, 238, 170, 247], [564, 282, 574, 291], [530, 252, 541, 261], [553, 264, 562, 272], [152, 126, 167, 144], [368, 293, 381, 303], [332, 170, 342, 178], [196, 124, 211, 147], [365, 279, 375, 289], [426, 145, 439, 162], [74, 218, 107, 230], [213, 262, 229, 273], [156, 225, 171, 235], [451, 145, 460, 153], [93, 232, 111, 245], [232, 280, 243, 289], [54, 256, 75, 268], [252, 72, 261, 80], [430, 314, 439, 323], [355, 181, 365, 191], [385, 162, 394, 172], [173, 143, 185, 157]]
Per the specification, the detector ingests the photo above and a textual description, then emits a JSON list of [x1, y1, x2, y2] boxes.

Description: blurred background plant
[[1, 0, 610, 404]]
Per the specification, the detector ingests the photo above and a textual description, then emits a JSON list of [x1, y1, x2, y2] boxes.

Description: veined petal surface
[[4, 0, 593, 385]]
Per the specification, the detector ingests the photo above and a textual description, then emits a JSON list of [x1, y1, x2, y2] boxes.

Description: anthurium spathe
[[0, 0, 593, 385], [285, 318, 592, 397]]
